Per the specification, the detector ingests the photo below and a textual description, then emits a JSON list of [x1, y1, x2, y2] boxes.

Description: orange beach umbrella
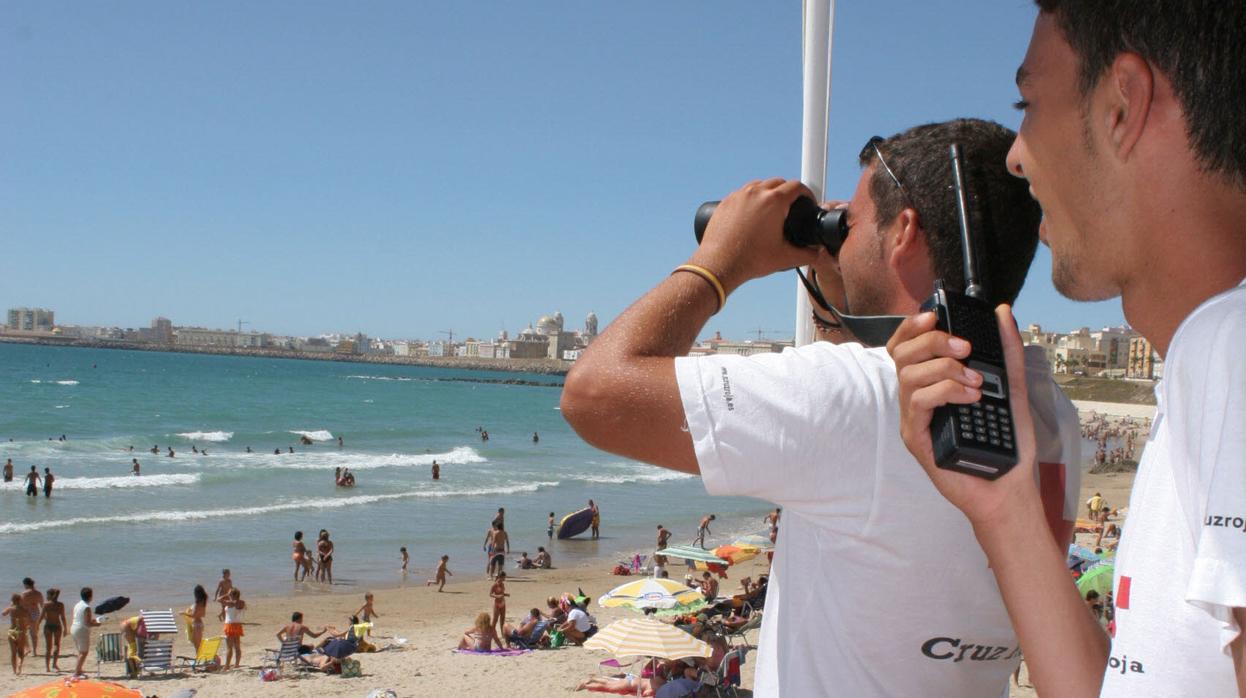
[[9, 678, 142, 698], [712, 544, 760, 565]]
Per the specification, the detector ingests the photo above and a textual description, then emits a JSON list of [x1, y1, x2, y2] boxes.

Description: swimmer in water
[[132, 459, 140, 476]]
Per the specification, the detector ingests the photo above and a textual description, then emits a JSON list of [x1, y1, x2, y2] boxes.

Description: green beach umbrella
[[1076, 563, 1116, 598]]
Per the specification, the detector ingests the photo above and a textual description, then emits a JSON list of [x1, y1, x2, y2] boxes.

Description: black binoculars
[[693, 196, 848, 255]]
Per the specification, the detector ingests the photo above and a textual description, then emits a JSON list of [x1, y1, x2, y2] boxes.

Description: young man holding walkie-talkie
[[561, 118, 1081, 697], [889, 3, 1246, 697]]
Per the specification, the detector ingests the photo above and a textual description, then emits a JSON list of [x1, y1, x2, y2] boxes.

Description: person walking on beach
[[589, 499, 600, 539], [400, 547, 409, 574], [23, 466, 40, 498], [69, 587, 100, 679], [427, 555, 452, 591], [489, 571, 510, 643], [292, 531, 312, 581], [213, 569, 232, 621], [3, 458, 12, 483], [41, 467, 53, 498], [3, 593, 28, 675], [693, 514, 715, 548], [131, 458, 140, 476], [19, 578, 44, 658], [39, 588, 65, 673], [220, 588, 246, 670]]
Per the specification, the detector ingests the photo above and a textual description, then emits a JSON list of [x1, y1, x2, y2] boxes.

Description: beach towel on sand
[[453, 648, 533, 657]]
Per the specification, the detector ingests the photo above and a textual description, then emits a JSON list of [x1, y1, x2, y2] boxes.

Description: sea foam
[[0, 473, 200, 491], [0, 480, 559, 535], [177, 431, 234, 442], [290, 429, 334, 442]]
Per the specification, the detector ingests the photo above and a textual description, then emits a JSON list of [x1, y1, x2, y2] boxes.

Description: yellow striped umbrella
[[584, 617, 712, 660], [598, 577, 706, 610]]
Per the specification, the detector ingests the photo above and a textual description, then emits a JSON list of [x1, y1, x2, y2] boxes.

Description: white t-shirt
[[567, 607, 594, 632], [1103, 279, 1246, 696], [676, 343, 1080, 698], [71, 600, 90, 630]]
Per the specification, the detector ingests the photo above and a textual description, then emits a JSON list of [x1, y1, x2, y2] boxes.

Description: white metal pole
[[795, 0, 834, 346]]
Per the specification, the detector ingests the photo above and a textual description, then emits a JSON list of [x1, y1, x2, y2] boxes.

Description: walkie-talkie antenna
[[949, 144, 984, 301]]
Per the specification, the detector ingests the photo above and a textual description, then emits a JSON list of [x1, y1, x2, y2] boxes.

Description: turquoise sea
[[0, 343, 765, 605]]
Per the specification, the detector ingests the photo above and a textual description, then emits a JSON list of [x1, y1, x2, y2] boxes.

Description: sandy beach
[[2, 402, 1149, 697], [0, 555, 771, 697]]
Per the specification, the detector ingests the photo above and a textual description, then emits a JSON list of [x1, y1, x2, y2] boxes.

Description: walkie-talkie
[[919, 144, 1017, 480]]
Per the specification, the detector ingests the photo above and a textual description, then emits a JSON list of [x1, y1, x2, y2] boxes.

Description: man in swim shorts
[[19, 579, 43, 659], [23, 466, 40, 497]]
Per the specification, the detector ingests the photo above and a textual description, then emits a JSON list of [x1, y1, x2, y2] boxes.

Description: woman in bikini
[[40, 588, 66, 672], [292, 531, 312, 581], [181, 585, 208, 651], [456, 611, 502, 652], [3, 593, 29, 675], [317, 530, 335, 584]]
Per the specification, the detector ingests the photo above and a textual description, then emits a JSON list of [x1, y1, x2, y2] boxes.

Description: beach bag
[[612, 564, 630, 576], [340, 657, 362, 678], [548, 629, 566, 648], [259, 668, 279, 682]]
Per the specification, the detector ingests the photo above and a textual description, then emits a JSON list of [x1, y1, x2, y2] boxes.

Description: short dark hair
[[1036, 1, 1246, 190], [861, 119, 1040, 305], [22, 577, 33, 587], [292, 611, 303, 622], [80, 587, 92, 602]]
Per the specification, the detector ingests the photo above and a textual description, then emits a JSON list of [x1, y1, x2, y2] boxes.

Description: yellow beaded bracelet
[[672, 264, 726, 313]]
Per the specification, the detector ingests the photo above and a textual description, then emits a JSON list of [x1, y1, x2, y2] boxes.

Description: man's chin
[[1051, 260, 1121, 303]]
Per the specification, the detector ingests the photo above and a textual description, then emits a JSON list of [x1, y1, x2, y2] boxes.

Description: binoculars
[[693, 196, 848, 255]]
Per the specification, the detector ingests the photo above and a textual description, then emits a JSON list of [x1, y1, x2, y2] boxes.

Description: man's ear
[[887, 208, 928, 269], [1102, 52, 1154, 161]]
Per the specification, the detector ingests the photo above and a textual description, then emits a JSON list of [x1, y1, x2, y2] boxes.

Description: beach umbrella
[[584, 617, 712, 661], [1076, 563, 1116, 598], [319, 637, 359, 659], [655, 545, 728, 565], [10, 677, 141, 698], [731, 533, 774, 551], [599, 578, 707, 611], [94, 596, 129, 615], [712, 544, 760, 565]]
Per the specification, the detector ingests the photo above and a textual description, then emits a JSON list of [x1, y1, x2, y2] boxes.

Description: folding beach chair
[[724, 606, 763, 650], [176, 635, 222, 672], [264, 637, 311, 675], [138, 638, 175, 676], [509, 619, 550, 650], [699, 647, 744, 697], [139, 608, 179, 636], [95, 632, 125, 677]]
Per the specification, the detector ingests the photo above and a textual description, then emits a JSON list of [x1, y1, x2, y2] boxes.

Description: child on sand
[[490, 571, 509, 642], [427, 555, 452, 592], [400, 547, 409, 574], [221, 588, 246, 670], [3, 593, 28, 675], [214, 569, 233, 621], [354, 592, 378, 637]]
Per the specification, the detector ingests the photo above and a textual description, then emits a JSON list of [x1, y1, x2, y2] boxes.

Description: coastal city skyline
[[3, 1, 1127, 342]]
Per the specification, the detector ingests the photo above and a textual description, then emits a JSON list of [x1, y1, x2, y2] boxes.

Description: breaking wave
[[0, 473, 200, 492], [0, 480, 559, 534], [177, 431, 234, 442], [290, 430, 334, 442]]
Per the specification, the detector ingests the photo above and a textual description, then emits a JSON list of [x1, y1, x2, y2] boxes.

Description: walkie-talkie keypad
[[955, 402, 1013, 452]]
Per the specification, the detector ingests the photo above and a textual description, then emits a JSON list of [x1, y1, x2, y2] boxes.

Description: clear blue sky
[[1, 1, 1125, 341]]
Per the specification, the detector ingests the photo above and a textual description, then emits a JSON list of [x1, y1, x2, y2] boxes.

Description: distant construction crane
[[439, 329, 455, 345], [237, 319, 250, 334], [749, 327, 785, 341]]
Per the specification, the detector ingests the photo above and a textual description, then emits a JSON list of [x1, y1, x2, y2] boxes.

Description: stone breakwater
[[0, 336, 571, 376]]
